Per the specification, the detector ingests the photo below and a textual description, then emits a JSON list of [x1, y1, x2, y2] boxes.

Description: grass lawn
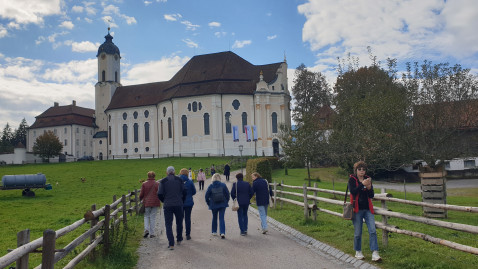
[[0, 157, 236, 268], [268, 168, 478, 269]]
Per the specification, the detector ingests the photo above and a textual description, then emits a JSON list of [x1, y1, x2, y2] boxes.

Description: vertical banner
[[252, 125, 258, 141], [233, 125, 239, 142], [245, 125, 252, 142]]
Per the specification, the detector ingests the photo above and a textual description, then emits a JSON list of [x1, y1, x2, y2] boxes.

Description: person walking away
[[231, 173, 253, 235], [188, 168, 193, 180], [224, 163, 231, 181], [197, 168, 206, 190], [179, 168, 196, 240], [210, 164, 216, 176], [157, 166, 186, 250], [251, 172, 273, 234], [139, 171, 161, 238], [205, 173, 230, 239], [349, 161, 381, 262]]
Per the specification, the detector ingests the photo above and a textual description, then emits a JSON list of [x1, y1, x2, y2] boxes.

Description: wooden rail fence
[[271, 181, 478, 255], [0, 189, 143, 269]]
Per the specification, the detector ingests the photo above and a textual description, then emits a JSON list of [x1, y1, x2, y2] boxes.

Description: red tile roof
[[30, 104, 95, 129], [106, 51, 283, 111]]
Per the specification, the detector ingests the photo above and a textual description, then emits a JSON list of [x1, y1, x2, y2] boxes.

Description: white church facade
[[28, 30, 292, 160]]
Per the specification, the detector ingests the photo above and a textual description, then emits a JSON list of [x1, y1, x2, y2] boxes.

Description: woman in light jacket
[[348, 161, 381, 262], [197, 168, 206, 190], [139, 171, 161, 238], [205, 173, 230, 239]]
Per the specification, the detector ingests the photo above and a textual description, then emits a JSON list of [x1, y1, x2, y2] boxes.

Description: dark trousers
[[164, 206, 184, 246], [199, 181, 205, 190], [225, 173, 230, 181], [237, 204, 249, 233], [183, 206, 193, 236], [211, 207, 226, 234]]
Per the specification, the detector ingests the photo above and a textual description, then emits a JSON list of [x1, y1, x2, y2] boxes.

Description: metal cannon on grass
[[1, 173, 52, 197]]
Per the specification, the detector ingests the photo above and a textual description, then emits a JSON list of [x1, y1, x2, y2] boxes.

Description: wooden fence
[[271, 181, 478, 255], [0, 189, 142, 269]]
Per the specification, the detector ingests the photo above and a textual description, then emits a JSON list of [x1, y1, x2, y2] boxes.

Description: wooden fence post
[[16, 229, 30, 269], [112, 195, 117, 234], [89, 204, 97, 259], [134, 189, 139, 215], [41, 229, 56, 269], [381, 188, 389, 247], [122, 195, 127, 228], [103, 205, 111, 255], [273, 181, 277, 208], [280, 180, 284, 209], [303, 184, 308, 219], [313, 183, 318, 221]]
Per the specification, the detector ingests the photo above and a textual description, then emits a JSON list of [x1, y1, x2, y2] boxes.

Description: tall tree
[[33, 131, 63, 162], [0, 123, 14, 153], [13, 118, 29, 147], [403, 61, 478, 170], [279, 64, 332, 186], [330, 59, 412, 174]]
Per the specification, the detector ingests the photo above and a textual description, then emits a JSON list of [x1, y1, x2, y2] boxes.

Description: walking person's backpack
[[211, 186, 225, 203]]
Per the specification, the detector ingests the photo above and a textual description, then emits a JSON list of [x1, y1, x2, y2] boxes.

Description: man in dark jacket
[[158, 166, 186, 250], [231, 173, 253, 235]]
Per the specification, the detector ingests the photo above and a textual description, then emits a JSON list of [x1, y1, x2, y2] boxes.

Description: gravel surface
[[136, 171, 380, 269]]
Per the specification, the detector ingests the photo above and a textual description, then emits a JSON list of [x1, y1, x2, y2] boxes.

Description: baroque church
[[27, 30, 292, 160]]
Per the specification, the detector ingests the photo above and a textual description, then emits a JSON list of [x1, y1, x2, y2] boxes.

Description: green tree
[[330, 58, 412, 174], [13, 118, 29, 147], [0, 123, 14, 153], [33, 130, 63, 162], [279, 64, 332, 186], [403, 61, 478, 170]]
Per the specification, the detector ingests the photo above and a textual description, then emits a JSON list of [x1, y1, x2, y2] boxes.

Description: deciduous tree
[[33, 131, 63, 162]]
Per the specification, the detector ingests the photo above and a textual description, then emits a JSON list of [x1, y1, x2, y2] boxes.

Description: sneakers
[[168, 246, 174, 250], [186, 235, 191, 240], [177, 240, 182, 245], [212, 232, 218, 236], [143, 231, 149, 238], [372, 251, 382, 262], [220, 234, 225, 239], [240, 233, 246, 236], [149, 235, 155, 238], [355, 251, 364, 260], [262, 229, 268, 234]]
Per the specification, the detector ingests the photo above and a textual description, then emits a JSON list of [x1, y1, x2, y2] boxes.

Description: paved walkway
[[136, 171, 380, 269]]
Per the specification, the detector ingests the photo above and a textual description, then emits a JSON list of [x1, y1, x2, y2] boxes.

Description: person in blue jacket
[[231, 172, 253, 236], [205, 173, 230, 239], [179, 168, 196, 240], [252, 172, 273, 234]]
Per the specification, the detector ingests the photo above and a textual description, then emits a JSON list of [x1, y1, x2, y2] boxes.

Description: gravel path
[[135, 171, 380, 269]]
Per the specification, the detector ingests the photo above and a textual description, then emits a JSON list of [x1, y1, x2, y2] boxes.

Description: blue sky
[[0, 0, 477, 130]]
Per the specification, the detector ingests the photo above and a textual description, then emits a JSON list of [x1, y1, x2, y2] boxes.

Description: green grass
[[0, 157, 237, 268], [269, 168, 478, 269]]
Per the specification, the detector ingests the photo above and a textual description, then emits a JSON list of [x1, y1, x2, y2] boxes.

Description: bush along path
[[135, 170, 379, 269]]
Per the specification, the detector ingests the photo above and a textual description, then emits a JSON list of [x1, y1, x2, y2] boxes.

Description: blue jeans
[[211, 207, 226, 234], [237, 204, 249, 233], [164, 206, 183, 246], [257, 205, 268, 230], [352, 209, 379, 251], [183, 206, 193, 236]]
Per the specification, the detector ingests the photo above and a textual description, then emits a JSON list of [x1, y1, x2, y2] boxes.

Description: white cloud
[[181, 20, 200, 31], [214, 31, 227, 38], [121, 14, 137, 25], [7, 22, 21, 29], [209, 21, 221, 27], [84, 2, 97, 16], [122, 56, 190, 86], [164, 13, 182, 21], [0, 0, 62, 25], [35, 36, 46, 45], [102, 16, 118, 28], [0, 25, 7, 38], [102, 4, 120, 15], [69, 41, 101, 53], [144, 1, 152, 6], [267, 35, 277, 40], [59, 21, 74, 29], [72, 5, 84, 13], [298, 0, 478, 70], [182, 39, 198, 48], [84, 17, 93, 23], [232, 40, 252, 49]]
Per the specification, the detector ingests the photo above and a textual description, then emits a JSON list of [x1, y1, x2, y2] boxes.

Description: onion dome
[[96, 28, 120, 57]]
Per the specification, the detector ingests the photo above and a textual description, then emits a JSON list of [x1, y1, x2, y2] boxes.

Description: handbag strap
[[343, 183, 349, 205], [143, 181, 156, 200]]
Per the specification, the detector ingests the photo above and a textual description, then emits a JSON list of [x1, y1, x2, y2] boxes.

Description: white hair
[[166, 166, 175, 175]]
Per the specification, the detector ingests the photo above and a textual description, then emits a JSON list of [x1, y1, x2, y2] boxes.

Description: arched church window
[[192, 101, 198, 112], [199, 102, 202, 110], [135, 148, 138, 153], [134, 123, 139, 143], [272, 112, 278, 133], [102, 70, 105, 82], [123, 112, 127, 120], [204, 113, 210, 135], [109, 126, 111, 145], [168, 118, 172, 138], [115, 71, 118, 82], [242, 112, 247, 133], [144, 110, 149, 118], [145, 122, 150, 142], [281, 84, 285, 91], [123, 124, 128, 143], [124, 148, 127, 153], [162, 107, 166, 117], [160, 120, 163, 140], [225, 112, 232, 133], [133, 111, 138, 119], [181, 115, 188, 136], [188, 103, 191, 111], [232, 100, 240, 110]]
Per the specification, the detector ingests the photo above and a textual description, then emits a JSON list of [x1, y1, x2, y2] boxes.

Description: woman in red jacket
[[140, 171, 161, 238], [348, 161, 381, 262]]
